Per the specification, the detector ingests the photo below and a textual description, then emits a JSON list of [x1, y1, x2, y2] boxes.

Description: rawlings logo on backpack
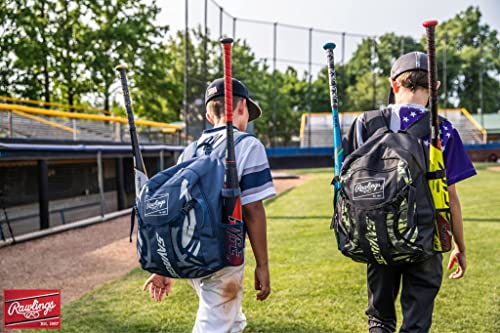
[[332, 109, 446, 265], [132, 133, 250, 278]]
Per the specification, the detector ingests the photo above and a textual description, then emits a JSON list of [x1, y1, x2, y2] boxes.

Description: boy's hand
[[254, 264, 270, 301], [447, 248, 466, 279], [143, 273, 173, 301]]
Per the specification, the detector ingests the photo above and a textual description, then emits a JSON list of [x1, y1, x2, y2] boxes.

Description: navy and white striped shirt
[[179, 126, 276, 205]]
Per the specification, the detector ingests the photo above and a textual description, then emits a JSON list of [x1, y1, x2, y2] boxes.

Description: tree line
[[1, 2, 498, 145]]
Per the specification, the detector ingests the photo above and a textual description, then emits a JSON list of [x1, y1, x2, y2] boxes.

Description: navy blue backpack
[[131, 133, 250, 278]]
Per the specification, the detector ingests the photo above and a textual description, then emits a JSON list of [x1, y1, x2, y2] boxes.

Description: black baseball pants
[[365, 254, 443, 333]]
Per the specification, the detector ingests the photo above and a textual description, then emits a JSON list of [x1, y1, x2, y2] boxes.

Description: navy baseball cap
[[205, 78, 262, 122], [388, 51, 428, 104]]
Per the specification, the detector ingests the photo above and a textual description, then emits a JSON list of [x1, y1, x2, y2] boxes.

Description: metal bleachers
[[441, 109, 485, 144], [0, 100, 183, 144], [0, 111, 74, 140], [300, 108, 486, 148]]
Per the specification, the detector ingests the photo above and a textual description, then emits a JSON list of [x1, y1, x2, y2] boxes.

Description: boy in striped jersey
[[143, 78, 275, 333]]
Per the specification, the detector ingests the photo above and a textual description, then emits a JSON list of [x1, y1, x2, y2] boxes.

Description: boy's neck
[[212, 118, 227, 128], [395, 87, 429, 107], [211, 118, 246, 132]]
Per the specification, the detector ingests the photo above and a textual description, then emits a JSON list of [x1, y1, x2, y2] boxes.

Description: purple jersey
[[392, 104, 476, 185]]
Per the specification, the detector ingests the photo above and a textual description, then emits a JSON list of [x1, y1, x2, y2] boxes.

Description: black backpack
[[332, 109, 446, 265]]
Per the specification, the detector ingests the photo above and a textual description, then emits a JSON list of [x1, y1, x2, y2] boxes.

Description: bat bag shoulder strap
[[343, 109, 392, 153], [363, 108, 392, 138], [182, 131, 254, 160], [206, 131, 254, 159]]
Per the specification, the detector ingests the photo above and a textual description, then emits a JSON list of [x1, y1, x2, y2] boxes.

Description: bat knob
[[220, 37, 234, 44], [423, 20, 438, 28], [115, 63, 129, 71], [323, 42, 336, 50]]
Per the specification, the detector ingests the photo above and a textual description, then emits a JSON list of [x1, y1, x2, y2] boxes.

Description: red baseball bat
[[220, 37, 244, 266], [220, 37, 241, 225]]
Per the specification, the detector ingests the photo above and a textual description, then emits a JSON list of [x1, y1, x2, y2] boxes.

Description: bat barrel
[[115, 65, 147, 176], [423, 20, 439, 142], [323, 41, 344, 201], [221, 38, 234, 124], [324, 44, 339, 112], [220, 38, 238, 189]]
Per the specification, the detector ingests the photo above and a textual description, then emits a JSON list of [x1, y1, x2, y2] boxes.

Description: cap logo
[[207, 86, 218, 97], [415, 52, 420, 69]]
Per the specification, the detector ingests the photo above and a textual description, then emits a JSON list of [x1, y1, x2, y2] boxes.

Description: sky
[[157, 0, 500, 75]]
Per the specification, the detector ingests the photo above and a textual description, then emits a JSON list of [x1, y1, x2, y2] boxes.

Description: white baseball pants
[[189, 264, 247, 333]]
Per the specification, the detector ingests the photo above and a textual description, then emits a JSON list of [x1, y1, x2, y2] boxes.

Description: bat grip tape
[[427, 170, 446, 180]]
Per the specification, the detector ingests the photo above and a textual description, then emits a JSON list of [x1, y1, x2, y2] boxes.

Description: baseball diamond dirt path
[[0, 172, 310, 324]]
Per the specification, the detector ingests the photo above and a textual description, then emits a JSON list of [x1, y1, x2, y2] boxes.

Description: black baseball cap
[[205, 78, 262, 122], [388, 51, 428, 104]]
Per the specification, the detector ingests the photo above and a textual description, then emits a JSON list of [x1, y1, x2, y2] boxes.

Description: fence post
[[272, 22, 277, 149], [115, 157, 126, 210], [72, 119, 77, 141], [341, 32, 346, 65], [443, 34, 448, 118], [59, 210, 66, 224], [307, 27, 313, 148], [159, 150, 165, 172], [371, 38, 377, 109], [219, 5, 223, 74], [118, 122, 123, 142], [38, 160, 49, 230], [233, 17, 236, 39], [97, 151, 106, 217], [184, 0, 190, 141], [203, 0, 209, 130], [8, 111, 13, 137]]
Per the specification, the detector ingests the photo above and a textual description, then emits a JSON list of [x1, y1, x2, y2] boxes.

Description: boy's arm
[[447, 184, 467, 279], [243, 200, 270, 301]]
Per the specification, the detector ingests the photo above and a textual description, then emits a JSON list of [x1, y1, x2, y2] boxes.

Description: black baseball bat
[[115, 64, 149, 194], [423, 20, 452, 252], [323, 42, 344, 204]]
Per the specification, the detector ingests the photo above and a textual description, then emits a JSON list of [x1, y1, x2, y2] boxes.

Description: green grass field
[[57, 164, 499, 332]]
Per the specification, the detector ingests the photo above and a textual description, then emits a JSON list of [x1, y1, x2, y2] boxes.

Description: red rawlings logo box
[[3, 290, 61, 330]]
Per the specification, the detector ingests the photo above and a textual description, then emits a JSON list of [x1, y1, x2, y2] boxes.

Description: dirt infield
[[487, 166, 500, 172], [0, 172, 308, 309]]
